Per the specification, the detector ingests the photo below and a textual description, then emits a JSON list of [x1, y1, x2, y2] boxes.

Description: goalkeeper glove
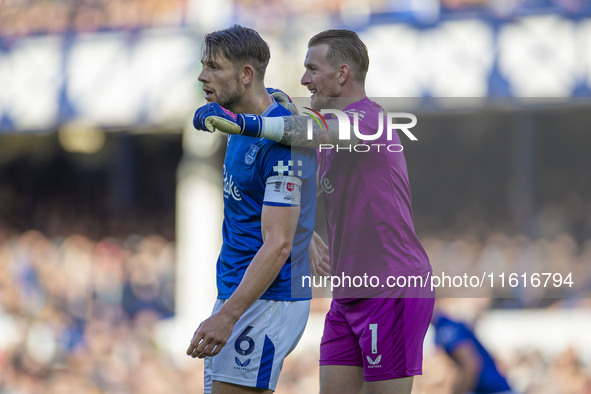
[[193, 102, 285, 141], [193, 103, 262, 136], [266, 87, 299, 115]]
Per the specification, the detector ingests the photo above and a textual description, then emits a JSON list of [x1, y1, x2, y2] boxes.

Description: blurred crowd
[[1, 219, 590, 392], [233, 0, 589, 20], [0, 0, 186, 38], [1, 0, 588, 39], [232, 0, 589, 33], [424, 231, 591, 306], [1, 140, 590, 391], [0, 229, 182, 393]]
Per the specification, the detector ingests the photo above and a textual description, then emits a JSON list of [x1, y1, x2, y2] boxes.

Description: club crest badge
[[245, 144, 260, 165]]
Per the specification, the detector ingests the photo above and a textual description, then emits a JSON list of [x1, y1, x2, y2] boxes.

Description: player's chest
[[317, 151, 354, 197], [222, 139, 265, 202]]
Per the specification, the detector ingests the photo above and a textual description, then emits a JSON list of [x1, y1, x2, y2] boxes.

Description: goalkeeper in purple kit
[[194, 29, 434, 394]]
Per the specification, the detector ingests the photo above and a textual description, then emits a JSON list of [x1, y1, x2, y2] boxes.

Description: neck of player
[[231, 84, 273, 116], [334, 81, 367, 110]]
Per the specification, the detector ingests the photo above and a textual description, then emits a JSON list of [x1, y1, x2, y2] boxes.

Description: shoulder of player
[[344, 97, 381, 112], [436, 316, 464, 334], [343, 98, 384, 125], [267, 103, 291, 118]]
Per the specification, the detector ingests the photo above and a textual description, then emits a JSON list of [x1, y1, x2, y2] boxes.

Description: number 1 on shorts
[[369, 323, 378, 354]]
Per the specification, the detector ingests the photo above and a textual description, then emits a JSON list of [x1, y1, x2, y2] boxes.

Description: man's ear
[[337, 64, 350, 85], [240, 65, 255, 85]]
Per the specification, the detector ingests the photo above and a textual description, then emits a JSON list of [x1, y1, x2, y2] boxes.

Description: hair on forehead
[[203, 25, 270, 79], [308, 29, 369, 83]]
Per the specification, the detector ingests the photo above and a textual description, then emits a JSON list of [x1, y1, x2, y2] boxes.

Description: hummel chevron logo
[[235, 357, 251, 367], [366, 355, 382, 365]]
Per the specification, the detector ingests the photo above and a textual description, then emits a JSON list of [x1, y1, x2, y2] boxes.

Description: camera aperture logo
[[302, 107, 328, 132], [304, 108, 418, 152]]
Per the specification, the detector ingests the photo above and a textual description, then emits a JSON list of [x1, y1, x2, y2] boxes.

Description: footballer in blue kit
[[217, 101, 316, 302], [186, 25, 316, 394], [433, 312, 515, 394]]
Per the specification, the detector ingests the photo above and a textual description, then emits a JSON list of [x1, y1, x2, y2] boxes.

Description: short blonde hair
[[308, 29, 369, 83]]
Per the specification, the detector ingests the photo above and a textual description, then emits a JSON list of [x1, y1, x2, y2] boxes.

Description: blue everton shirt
[[434, 313, 512, 394], [216, 100, 316, 301]]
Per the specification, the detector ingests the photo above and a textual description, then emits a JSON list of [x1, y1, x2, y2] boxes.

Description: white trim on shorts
[[203, 298, 310, 393]]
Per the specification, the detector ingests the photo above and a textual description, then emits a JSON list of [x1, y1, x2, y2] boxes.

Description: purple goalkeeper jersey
[[317, 97, 432, 299]]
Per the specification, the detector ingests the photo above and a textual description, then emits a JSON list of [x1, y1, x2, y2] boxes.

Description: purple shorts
[[319, 297, 434, 381]]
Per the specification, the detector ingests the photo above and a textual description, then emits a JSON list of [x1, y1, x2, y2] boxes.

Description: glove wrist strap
[[238, 114, 285, 142], [237, 114, 263, 138]]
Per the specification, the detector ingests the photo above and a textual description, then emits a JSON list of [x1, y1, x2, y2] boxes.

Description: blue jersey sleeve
[[435, 316, 472, 354], [259, 105, 315, 208]]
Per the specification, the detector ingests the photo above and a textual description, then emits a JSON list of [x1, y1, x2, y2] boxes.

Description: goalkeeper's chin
[[310, 96, 326, 112]]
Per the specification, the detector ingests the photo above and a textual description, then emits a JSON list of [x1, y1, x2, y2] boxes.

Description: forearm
[[218, 239, 291, 322], [451, 347, 482, 394], [278, 116, 360, 148], [309, 230, 330, 276], [194, 103, 360, 147], [453, 369, 479, 394], [185, 203, 299, 359]]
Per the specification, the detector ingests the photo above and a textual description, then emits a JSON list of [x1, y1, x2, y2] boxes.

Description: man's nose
[[301, 71, 310, 86], [198, 69, 208, 83]]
